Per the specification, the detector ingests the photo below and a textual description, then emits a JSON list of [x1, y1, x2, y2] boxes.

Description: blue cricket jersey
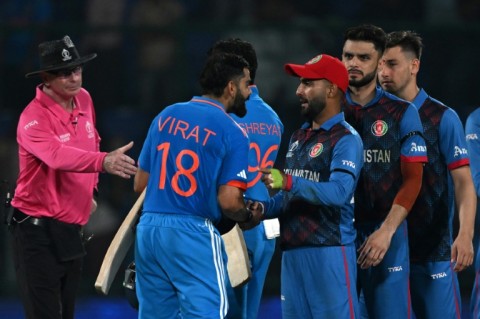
[[264, 113, 364, 248], [466, 107, 480, 318], [137, 96, 249, 223], [231, 86, 284, 202], [343, 86, 428, 224], [408, 89, 470, 262], [466, 107, 480, 197]]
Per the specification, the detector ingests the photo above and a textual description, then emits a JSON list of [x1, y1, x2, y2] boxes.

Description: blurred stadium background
[[1, 0, 479, 318]]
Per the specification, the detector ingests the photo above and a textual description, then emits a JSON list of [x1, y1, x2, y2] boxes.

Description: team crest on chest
[[309, 143, 323, 158], [371, 120, 388, 137]]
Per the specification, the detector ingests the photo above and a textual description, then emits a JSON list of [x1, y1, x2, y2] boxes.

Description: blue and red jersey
[[264, 112, 364, 248], [343, 86, 428, 224], [407, 89, 469, 262], [231, 86, 283, 202], [137, 96, 249, 223], [466, 107, 480, 197]]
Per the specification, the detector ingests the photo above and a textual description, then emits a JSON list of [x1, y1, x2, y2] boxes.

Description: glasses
[[48, 66, 83, 77]]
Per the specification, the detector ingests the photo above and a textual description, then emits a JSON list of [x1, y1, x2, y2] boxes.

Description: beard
[[302, 94, 326, 122], [230, 92, 248, 117], [349, 68, 377, 88]]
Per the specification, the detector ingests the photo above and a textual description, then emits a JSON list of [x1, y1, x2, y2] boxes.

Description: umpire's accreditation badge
[[309, 143, 323, 158], [371, 120, 388, 137]]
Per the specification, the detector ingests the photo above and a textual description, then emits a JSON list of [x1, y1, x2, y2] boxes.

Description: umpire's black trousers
[[11, 216, 83, 319]]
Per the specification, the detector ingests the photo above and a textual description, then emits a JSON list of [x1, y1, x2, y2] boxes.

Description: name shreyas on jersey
[[237, 122, 282, 137], [364, 149, 391, 163], [158, 116, 217, 146]]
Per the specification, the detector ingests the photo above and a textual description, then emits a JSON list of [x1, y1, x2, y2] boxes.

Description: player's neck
[[398, 84, 420, 103], [348, 80, 377, 106]]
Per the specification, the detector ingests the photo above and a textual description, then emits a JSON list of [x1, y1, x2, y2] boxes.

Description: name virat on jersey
[[158, 116, 217, 146]]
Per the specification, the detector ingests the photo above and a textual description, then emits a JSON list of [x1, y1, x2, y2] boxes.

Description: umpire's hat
[[25, 35, 97, 78], [284, 54, 349, 93]]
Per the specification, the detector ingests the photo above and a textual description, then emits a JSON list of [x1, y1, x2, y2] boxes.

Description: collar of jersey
[[412, 88, 428, 110], [302, 112, 345, 131], [36, 85, 83, 126], [346, 85, 383, 108], [191, 96, 226, 112]]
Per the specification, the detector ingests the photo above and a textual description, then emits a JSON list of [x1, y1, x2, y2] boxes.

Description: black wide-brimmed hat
[[25, 35, 97, 78]]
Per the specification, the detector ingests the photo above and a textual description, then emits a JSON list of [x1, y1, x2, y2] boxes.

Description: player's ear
[[226, 80, 236, 98], [327, 82, 337, 98], [411, 58, 420, 76]]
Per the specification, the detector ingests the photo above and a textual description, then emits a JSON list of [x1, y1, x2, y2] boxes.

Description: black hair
[[386, 31, 423, 60], [344, 24, 387, 55], [208, 38, 258, 83], [199, 52, 250, 97]]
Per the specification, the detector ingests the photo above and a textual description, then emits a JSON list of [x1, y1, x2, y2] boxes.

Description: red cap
[[284, 54, 349, 93]]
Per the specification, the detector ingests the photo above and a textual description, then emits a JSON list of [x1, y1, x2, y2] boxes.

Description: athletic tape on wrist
[[270, 169, 284, 189]]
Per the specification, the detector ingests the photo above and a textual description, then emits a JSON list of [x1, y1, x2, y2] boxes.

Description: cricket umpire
[[10, 35, 137, 319]]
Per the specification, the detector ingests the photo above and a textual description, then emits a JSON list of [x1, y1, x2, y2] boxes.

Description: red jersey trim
[[226, 180, 247, 191], [448, 158, 470, 171], [400, 155, 428, 163]]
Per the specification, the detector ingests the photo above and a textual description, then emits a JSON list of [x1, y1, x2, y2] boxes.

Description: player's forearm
[[392, 161, 423, 212], [262, 191, 284, 219], [290, 171, 355, 207], [455, 178, 476, 239], [451, 166, 477, 239], [218, 185, 252, 222], [379, 204, 409, 235], [134, 168, 149, 193]]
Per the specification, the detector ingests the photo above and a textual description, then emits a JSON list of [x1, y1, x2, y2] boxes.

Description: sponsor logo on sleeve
[[454, 146, 468, 157], [24, 120, 38, 130], [342, 160, 356, 169], [466, 133, 478, 140], [236, 170, 247, 179], [410, 142, 427, 153]]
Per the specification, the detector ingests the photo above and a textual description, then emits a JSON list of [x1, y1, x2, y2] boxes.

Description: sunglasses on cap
[[48, 65, 83, 77]]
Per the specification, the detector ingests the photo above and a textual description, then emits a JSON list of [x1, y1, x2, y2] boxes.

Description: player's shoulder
[[467, 107, 480, 122], [339, 120, 363, 144]]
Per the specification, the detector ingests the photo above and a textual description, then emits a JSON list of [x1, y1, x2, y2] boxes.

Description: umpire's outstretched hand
[[103, 141, 137, 179]]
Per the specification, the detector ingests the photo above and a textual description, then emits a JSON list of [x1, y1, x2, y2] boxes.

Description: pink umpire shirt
[[11, 85, 107, 225]]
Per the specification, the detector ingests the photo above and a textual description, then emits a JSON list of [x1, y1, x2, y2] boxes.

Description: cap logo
[[371, 120, 388, 137], [309, 143, 323, 158], [63, 36, 74, 48], [61, 49, 72, 61], [306, 55, 322, 65]]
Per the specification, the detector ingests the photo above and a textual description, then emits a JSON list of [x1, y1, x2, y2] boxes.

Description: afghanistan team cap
[[284, 54, 349, 93]]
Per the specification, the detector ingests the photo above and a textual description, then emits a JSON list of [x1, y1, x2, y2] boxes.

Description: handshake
[[237, 167, 290, 231]]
